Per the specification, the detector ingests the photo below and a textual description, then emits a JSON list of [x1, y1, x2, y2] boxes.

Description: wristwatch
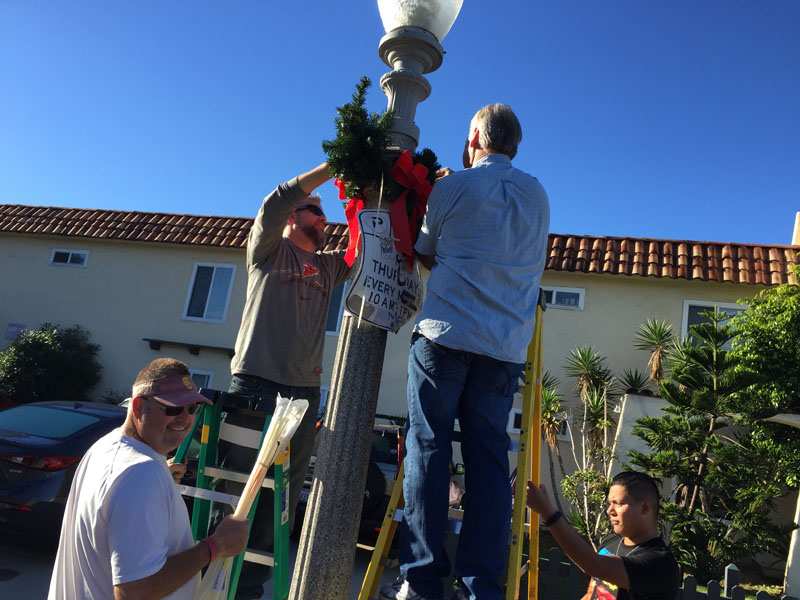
[[542, 510, 563, 528]]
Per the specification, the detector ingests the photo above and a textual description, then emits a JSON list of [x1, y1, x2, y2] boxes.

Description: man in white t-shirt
[[48, 358, 249, 600]]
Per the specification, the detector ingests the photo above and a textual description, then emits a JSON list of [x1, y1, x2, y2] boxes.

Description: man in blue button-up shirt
[[383, 104, 550, 600]]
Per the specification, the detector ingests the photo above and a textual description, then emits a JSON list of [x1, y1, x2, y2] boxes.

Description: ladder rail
[[505, 302, 543, 600], [358, 300, 546, 600], [176, 392, 293, 600]]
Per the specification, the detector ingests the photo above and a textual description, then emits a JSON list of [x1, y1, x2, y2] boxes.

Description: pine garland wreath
[[323, 77, 442, 269], [322, 77, 441, 203], [322, 76, 393, 200]]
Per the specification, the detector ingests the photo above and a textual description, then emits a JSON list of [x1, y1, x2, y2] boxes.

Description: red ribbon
[[336, 151, 433, 270], [390, 150, 433, 270], [336, 178, 365, 268]]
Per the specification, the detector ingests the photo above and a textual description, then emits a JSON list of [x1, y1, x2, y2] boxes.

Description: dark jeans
[[400, 334, 523, 600], [219, 373, 320, 596]]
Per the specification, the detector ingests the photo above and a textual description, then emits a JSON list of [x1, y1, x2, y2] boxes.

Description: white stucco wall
[[0, 234, 245, 399], [1, 230, 761, 421], [335, 270, 759, 420]]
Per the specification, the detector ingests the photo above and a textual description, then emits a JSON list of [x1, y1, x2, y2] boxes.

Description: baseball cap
[[132, 373, 212, 407]]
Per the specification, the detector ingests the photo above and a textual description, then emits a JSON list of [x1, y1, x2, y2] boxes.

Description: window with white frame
[[184, 263, 236, 322], [189, 369, 213, 391], [50, 249, 89, 267], [508, 408, 524, 435], [541, 286, 585, 310], [325, 282, 347, 333], [681, 300, 745, 340]]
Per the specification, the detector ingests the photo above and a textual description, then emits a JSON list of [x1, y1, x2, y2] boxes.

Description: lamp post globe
[[377, 0, 463, 149]]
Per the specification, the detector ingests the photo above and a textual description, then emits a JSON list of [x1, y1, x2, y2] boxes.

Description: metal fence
[[534, 548, 798, 600]]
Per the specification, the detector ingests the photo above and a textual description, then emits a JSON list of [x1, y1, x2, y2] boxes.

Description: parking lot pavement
[[0, 535, 398, 600], [0, 534, 54, 600]]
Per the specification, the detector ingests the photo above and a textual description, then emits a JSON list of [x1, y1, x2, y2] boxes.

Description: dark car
[[294, 414, 404, 545], [0, 401, 126, 543]]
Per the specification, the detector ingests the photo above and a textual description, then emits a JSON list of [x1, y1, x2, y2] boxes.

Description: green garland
[[322, 77, 441, 207]]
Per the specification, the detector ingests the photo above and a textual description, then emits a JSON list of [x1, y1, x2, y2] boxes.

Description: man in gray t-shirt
[[222, 162, 350, 599]]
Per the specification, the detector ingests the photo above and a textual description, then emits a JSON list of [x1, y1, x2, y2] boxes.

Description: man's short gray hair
[[471, 103, 523, 159]]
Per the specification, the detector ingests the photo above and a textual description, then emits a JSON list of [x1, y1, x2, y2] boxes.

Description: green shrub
[[0, 323, 101, 405]]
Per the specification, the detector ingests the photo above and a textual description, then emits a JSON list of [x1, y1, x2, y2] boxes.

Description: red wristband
[[203, 537, 218, 564]]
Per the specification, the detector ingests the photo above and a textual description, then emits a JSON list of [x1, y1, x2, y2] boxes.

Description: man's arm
[[527, 483, 631, 590], [297, 162, 332, 195], [113, 515, 249, 600], [248, 162, 332, 266]]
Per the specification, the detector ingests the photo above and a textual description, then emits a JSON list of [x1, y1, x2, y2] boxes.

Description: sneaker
[[379, 576, 404, 599], [379, 576, 440, 600]]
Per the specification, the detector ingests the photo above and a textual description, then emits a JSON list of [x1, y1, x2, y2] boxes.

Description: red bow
[[390, 150, 433, 270], [336, 151, 433, 271], [336, 178, 364, 268]]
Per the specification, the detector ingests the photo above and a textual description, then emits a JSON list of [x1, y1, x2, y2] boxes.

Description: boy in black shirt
[[527, 471, 680, 600]]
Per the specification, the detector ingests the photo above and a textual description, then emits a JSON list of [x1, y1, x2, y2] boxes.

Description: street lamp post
[[289, 2, 462, 599]]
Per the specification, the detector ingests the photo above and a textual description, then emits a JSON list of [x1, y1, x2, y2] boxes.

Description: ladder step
[[219, 421, 267, 450], [203, 466, 275, 488], [243, 548, 275, 567], [356, 543, 376, 552], [177, 485, 240, 508]]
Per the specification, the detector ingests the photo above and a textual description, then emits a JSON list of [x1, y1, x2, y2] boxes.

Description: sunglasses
[[149, 397, 201, 417], [295, 204, 325, 217]]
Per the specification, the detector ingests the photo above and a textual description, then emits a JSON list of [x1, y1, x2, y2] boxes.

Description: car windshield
[[0, 405, 101, 439]]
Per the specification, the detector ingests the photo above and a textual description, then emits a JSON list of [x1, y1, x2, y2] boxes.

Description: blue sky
[[2, 1, 798, 245]]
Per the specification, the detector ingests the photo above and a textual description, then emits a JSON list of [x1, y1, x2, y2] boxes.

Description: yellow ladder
[[505, 299, 544, 600], [358, 298, 545, 600]]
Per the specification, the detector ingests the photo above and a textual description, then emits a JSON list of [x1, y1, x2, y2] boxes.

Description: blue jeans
[[218, 374, 320, 596], [400, 334, 523, 600]]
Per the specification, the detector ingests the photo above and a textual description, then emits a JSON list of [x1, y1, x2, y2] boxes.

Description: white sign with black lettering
[[344, 208, 422, 333]]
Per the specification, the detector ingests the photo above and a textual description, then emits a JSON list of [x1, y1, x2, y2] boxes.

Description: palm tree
[[564, 346, 611, 400], [618, 368, 652, 396], [634, 319, 674, 384]]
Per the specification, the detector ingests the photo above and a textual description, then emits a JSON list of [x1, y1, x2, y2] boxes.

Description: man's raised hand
[[526, 482, 557, 518], [435, 167, 454, 180]]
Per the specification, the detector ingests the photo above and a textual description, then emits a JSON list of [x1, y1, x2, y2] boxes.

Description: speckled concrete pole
[[290, 22, 447, 600], [288, 316, 387, 599]]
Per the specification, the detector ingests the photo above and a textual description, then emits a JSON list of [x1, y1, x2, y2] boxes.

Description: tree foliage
[[630, 309, 791, 582], [0, 323, 102, 405], [633, 318, 674, 384], [729, 281, 800, 488], [562, 346, 616, 548], [322, 76, 439, 203], [322, 76, 394, 200]]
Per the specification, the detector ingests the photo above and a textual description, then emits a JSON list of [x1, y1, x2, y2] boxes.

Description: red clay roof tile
[[2, 204, 798, 285]]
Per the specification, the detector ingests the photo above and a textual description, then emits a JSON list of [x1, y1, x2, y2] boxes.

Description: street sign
[[344, 208, 422, 333]]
